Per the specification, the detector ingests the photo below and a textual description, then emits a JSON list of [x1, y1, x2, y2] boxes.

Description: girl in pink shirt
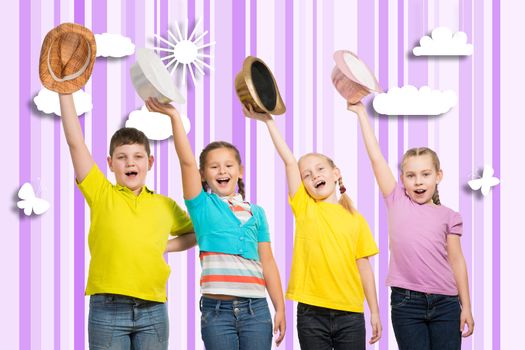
[[350, 102, 474, 349]]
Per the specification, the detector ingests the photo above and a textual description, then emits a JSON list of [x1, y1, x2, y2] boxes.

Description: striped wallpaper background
[[4, 0, 521, 349]]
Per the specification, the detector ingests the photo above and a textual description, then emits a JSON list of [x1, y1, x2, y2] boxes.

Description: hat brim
[[130, 48, 185, 104], [235, 56, 286, 115], [39, 23, 97, 94]]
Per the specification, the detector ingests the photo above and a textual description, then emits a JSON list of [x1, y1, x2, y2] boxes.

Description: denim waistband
[[391, 287, 458, 298], [91, 293, 162, 306]]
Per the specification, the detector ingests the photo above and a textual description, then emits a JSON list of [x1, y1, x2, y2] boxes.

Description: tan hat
[[235, 56, 285, 115], [39, 23, 97, 94], [331, 50, 382, 104]]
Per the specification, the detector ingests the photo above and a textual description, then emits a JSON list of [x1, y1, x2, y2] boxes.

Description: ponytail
[[338, 177, 355, 214], [237, 178, 246, 200], [432, 184, 441, 205]]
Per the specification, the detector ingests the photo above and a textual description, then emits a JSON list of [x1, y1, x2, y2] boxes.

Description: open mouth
[[216, 177, 231, 185], [125, 171, 138, 177], [314, 180, 326, 189], [414, 189, 426, 195]]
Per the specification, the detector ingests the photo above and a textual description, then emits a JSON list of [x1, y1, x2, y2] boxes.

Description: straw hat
[[39, 23, 97, 94], [331, 50, 382, 104], [235, 56, 285, 115], [130, 48, 185, 104]]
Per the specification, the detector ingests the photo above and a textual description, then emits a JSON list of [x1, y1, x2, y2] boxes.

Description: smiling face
[[107, 143, 154, 196], [298, 154, 340, 203], [200, 147, 243, 197], [400, 153, 442, 205]]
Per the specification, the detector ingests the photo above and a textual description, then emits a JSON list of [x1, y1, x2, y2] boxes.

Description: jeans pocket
[[296, 303, 311, 317], [147, 303, 169, 343], [390, 289, 410, 308], [88, 301, 115, 348]]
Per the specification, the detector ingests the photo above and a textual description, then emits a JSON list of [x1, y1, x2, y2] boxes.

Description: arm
[[145, 98, 202, 200], [59, 93, 95, 182], [356, 257, 382, 344], [348, 102, 396, 197], [243, 105, 301, 197], [164, 232, 196, 253], [447, 235, 474, 337], [258, 242, 286, 347]]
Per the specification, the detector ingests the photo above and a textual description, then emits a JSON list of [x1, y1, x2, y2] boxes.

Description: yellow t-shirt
[[77, 164, 193, 302], [286, 183, 379, 312]]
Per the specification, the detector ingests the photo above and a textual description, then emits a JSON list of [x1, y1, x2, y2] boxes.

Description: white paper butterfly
[[17, 182, 50, 216], [468, 165, 500, 196]]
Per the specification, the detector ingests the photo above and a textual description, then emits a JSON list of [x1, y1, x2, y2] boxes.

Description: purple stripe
[[214, 1, 232, 141], [492, 1, 501, 348], [159, 0, 169, 197], [459, 2, 473, 348], [378, 1, 389, 348], [407, 0, 428, 147], [19, 0, 31, 348], [397, 0, 404, 163], [249, 0, 257, 202], [473, 1, 485, 348], [284, 1, 294, 348], [312, 0, 317, 152], [322, 1, 334, 156], [54, 3, 61, 348], [204, 0, 211, 146], [232, 1, 246, 164], [187, 3, 196, 349], [74, 2, 86, 349]]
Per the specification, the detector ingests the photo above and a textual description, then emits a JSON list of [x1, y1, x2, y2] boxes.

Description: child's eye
[[303, 174, 310, 179]]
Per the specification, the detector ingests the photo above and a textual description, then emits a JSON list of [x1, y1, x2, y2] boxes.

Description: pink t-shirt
[[385, 183, 462, 296]]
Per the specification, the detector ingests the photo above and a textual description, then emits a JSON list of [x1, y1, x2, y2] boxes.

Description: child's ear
[[239, 165, 245, 179], [148, 155, 155, 170], [107, 156, 114, 172], [436, 169, 443, 184], [333, 167, 341, 180]]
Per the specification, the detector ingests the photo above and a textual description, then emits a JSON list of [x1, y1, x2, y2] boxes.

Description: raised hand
[[242, 104, 272, 122], [145, 97, 179, 118]]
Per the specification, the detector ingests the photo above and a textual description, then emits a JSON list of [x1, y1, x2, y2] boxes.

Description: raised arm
[[59, 93, 95, 182], [242, 105, 301, 197], [145, 98, 202, 200], [348, 102, 396, 197]]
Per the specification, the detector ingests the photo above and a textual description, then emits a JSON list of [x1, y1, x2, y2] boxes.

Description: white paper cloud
[[125, 106, 191, 140], [95, 33, 135, 58], [372, 85, 457, 116], [413, 27, 473, 56], [33, 88, 93, 116]]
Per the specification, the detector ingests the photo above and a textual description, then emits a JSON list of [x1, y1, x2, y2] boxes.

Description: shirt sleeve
[[355, 213, 379, 259], [255, 206, 271, 243], [447, 211, 463, 236], [288, 182, 310, 218], [170, 200, 194, 236], [184, 188, 207, 210], [383, 182, 403, 209], [76, 164, 110, 207]]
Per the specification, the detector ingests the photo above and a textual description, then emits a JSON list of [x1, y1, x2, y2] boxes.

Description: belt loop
[[200, 297, 203, 312], [248, 298, 254, 315], [215, 299, 221, 316], [405, 288, 411, 299]]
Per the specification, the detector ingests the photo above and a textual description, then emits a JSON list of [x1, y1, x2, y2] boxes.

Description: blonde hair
[[299, 153, 355, 213], [400, 147, 441, 205]]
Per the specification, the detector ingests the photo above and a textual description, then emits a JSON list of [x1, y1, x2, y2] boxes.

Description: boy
[[59, 93, 194, 350]]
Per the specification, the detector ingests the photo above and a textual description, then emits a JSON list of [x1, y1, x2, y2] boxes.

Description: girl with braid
[[244, 104, 381, 350], [146, 98, 285, 350], [348, 101, 474, 349]]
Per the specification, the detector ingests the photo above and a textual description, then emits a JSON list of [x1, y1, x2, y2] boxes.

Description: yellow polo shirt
[[286, 183, 379, 312], [77, 164, 193, 302]]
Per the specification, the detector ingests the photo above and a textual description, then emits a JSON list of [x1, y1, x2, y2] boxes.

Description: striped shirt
[[199, 194, 266, 298]]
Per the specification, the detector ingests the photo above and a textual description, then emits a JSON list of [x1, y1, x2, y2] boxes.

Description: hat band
[[47, 39, 92, 83]]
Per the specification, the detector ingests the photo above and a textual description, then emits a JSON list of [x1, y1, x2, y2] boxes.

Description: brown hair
[[199, 141, 246, 199], [109, 127, 151, 157], [400, 147, 441, 205], [299, 153, 355, 213]]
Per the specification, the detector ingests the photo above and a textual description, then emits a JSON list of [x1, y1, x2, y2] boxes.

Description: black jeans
[[297, 302, 365, 350], [391, 287, 462, 350]]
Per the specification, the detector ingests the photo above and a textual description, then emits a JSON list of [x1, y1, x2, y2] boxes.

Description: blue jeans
[[296, 302, 365, 350], [391, 287, 462, 350], [88, 294, 168, 350], [200, 296, 273, 350]]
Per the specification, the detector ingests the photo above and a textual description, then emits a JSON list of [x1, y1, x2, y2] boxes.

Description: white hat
[[130, 48, 185, 104]]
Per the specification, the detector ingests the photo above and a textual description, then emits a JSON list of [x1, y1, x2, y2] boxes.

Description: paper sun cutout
[[126, 106, 191, 141], [413, 27, 473, 56], [95, 33, 135, 58], [154, 18, 215, 86], [468, 165, 500, 196], [372, 85, 457, 116], [17, 182, 50, 216], [34, 88, 93, 117]]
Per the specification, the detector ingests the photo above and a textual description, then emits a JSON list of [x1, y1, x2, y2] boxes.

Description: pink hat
[[331, 50, 382, 104]]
